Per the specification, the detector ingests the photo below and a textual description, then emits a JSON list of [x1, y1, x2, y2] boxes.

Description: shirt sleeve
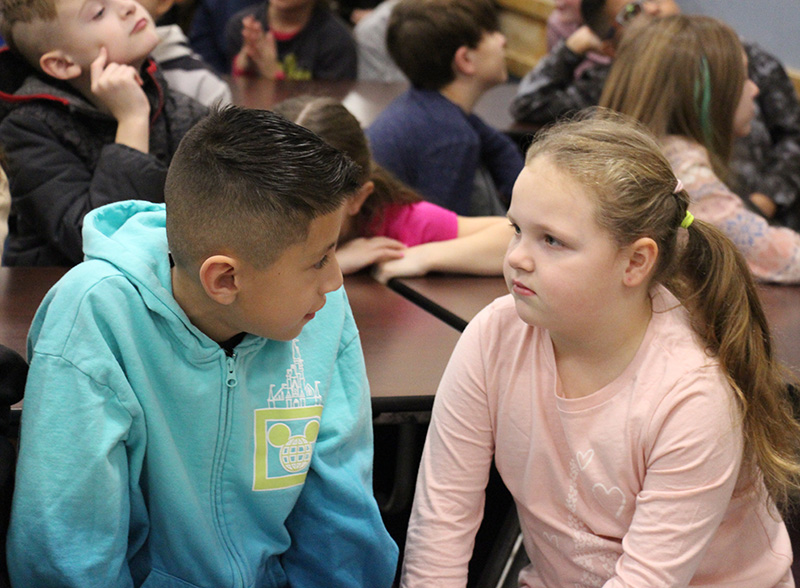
[[603, 368, 744, 587], [509, 41, 606, 125], [668, 140, 800, 284], [1, 113, 169, 265], [374, 201, 459, 246], [282, 302, 398, 587], [401, 316, 496, 588]]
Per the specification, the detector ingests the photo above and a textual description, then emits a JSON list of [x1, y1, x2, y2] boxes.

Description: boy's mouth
[[131, 18, 149, 34]]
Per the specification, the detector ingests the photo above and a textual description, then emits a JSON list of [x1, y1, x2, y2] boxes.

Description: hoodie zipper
[[211, 352, 246, 586]]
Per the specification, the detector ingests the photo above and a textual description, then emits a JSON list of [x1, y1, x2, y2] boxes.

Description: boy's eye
[[314, 255, 330, 270], [509, 222, 520, 235], [92, 7, 105, 19], [544, 234, 562, 247]]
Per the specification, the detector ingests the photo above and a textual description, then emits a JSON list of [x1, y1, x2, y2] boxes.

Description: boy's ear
[[452, 45, 475, 76], [622, 237, 658, 287], [346, 181, 374, 216], [198, 255, 241, 305], [39, 50, 82, 80]]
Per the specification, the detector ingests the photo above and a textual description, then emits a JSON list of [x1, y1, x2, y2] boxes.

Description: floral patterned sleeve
[[662, 135, 800, 284]]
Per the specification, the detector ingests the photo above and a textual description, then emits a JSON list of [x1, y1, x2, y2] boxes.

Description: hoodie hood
[[81, 199, 210, 345]]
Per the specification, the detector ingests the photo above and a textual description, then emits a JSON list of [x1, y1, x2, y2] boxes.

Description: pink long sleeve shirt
[[401, 287, 793, 588]]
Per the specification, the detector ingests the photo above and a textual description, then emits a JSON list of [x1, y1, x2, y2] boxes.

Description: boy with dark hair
[[365, 0, 523, 216], [7, 105, 398, 587], [0, 0, 207, 266]]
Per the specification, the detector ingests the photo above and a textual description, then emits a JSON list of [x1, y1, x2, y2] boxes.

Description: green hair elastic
[[681, 211, 694, 229], [693, 56, 713, 149]]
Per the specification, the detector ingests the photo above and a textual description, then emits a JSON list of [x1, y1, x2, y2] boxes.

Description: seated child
[[0, 0, 208, 266], [139, 0, 232, 106], [400, 112, 800, 587], [7, 105, 398, 587], [601, 15, 800, 284], [512, 0, 800, 231], [226, 0, 357, 80], [273, 95, 512, 282], [365, 0, 523, 216]]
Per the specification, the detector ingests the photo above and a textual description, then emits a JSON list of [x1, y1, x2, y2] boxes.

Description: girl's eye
[[92, 7, 105, 19], [314, 255, 330, 270], [509, 222, 520, 235]]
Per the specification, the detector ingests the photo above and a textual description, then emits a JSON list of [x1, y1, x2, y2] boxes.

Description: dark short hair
[[165, 105, 361, 269], [581, 0, 612, 37], [386, 0, 499, 91]]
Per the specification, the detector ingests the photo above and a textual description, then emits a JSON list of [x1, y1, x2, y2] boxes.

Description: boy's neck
[[438, 77, 489, 114], [268, 1, 315, 33]]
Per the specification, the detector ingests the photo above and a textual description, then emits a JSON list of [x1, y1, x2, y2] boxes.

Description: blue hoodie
[[7, 201, 398, 587]]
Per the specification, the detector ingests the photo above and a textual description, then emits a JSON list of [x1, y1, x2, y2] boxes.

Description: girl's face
[[733, 54, 760, 138], [504, 157, 631, 338]]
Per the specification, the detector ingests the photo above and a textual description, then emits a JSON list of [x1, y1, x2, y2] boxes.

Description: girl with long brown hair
[[401, 112, 800, 587], [600, 14, 800, 284]]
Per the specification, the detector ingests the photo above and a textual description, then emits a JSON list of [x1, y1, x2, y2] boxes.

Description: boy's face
[[48, 0, 159, 69], [471, 30, 508, 88], [231, 206, 346, 342]]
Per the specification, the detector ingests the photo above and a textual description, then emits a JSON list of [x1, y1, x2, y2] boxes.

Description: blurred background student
[[600, 14, 800, 284], [226, 0, 356, 79], [512, 0, 800, 231], [366, 0, 523, 217], [273, 95, 512, 283]]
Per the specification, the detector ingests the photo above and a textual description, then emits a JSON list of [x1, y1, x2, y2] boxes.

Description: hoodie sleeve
[[1, 111, 169, 265], [7, 350, 142, 588], [281, 303, 398, 587]]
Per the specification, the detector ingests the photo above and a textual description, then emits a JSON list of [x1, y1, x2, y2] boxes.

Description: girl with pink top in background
[[273, 95, 512, 283], [400, 112, 800, 587]]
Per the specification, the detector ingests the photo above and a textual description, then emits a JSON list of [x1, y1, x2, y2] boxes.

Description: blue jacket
[[7, 201, 398, 587], [366, 88, 523, 216]]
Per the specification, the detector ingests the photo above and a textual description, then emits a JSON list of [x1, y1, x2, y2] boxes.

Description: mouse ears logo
[[253, 407, 323, 491], [253, 340, 324, 491]]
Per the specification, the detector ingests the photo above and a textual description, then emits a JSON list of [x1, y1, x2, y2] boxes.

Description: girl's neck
[[268, 2, 315, 33], [552, 292, 653, 399]]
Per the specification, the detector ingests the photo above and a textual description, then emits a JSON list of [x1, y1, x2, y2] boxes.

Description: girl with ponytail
[[401, 112, 800, 588]]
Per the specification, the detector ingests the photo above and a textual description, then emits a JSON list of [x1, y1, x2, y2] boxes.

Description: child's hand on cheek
[[90, 47, 150, 124], [91, 47, 151, 153]]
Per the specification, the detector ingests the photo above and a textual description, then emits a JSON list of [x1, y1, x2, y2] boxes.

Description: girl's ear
[[346, 181, 374, 216], [39, 50, 82, 80], [198, 255, 241, 305], [622, 237, 658, 287]]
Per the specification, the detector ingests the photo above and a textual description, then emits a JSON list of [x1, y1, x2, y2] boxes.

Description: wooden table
[[391, 274, 800, 377], [228, 77, 539, 143], [0, 267, 459, 413]]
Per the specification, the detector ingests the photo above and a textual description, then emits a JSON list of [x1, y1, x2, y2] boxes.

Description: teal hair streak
[[693, 56, 714, 149]]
